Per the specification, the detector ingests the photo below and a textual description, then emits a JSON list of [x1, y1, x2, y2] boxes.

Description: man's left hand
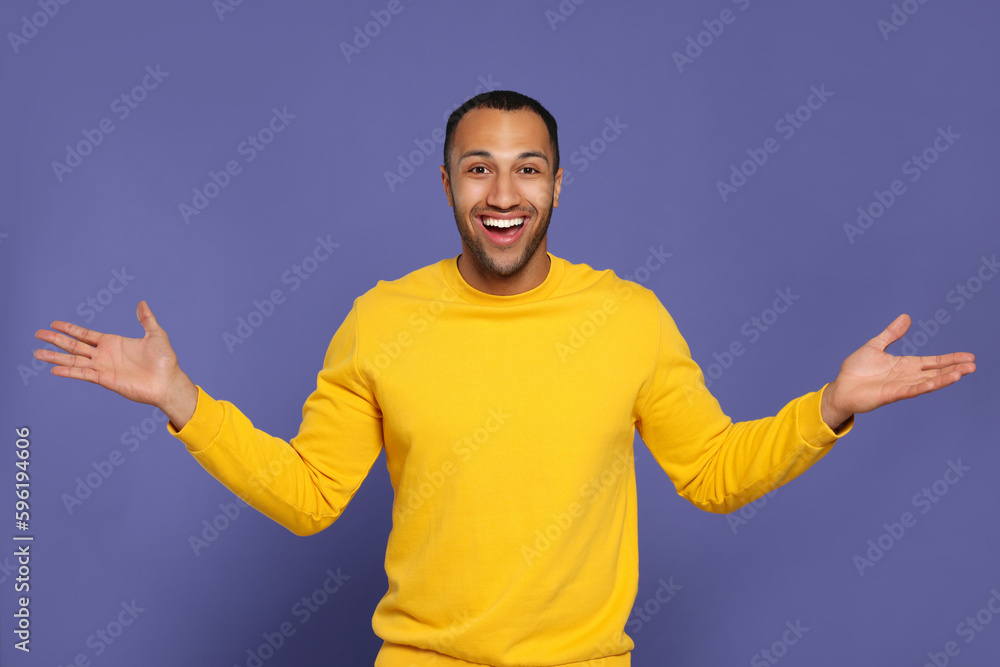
[[821, 313, 976, 430]]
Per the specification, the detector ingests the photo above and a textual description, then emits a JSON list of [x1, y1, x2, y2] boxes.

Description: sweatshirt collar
[[442, 252, 565, 306]]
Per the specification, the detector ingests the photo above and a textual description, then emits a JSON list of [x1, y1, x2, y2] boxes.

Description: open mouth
[[478, 215, 528, 246]]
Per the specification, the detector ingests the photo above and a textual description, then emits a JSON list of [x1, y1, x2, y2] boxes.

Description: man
[[34, 91, 975, 666]]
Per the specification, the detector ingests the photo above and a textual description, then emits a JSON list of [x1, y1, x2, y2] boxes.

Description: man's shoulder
[[356, 256, 454, 304], [554, 253, 662, 307]]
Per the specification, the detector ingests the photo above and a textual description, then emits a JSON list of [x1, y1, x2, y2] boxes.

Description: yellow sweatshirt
[[169, 252, 852, 666]]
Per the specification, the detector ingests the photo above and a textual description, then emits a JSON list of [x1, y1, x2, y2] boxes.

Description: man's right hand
[[34, 300, 198, 430]]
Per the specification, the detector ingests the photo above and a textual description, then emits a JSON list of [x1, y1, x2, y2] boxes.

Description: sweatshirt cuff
[[166, 385, 226, 453], [798, 383, 854, 447]]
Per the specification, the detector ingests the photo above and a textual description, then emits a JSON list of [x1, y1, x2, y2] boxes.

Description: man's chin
[[472, 246, 530, 278]]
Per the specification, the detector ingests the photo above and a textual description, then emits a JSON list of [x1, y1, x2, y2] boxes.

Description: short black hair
[[443, 90, 559, 176]]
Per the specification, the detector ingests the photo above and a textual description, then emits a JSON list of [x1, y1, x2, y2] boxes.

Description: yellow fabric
[[169, 252, 852, 666]]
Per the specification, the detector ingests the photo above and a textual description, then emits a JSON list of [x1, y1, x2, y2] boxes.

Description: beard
[[451, 193, 554, 280]]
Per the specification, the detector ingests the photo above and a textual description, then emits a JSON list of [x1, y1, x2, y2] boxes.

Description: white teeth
[[482, 217, 525, 228]]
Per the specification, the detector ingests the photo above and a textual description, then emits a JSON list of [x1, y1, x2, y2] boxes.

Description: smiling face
[[440, 107, 562, 295]]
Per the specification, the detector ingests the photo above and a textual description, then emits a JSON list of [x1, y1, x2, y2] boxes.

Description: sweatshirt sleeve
[[168, 302, 385, 535], [635, 299, 852, 514]]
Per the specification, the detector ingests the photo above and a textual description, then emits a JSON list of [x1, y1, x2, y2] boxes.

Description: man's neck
[[457, 248, 551, 296]]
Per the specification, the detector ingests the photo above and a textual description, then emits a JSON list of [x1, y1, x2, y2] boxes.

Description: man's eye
[[470, 166, 489, 174], [520, 167, 538, 174]]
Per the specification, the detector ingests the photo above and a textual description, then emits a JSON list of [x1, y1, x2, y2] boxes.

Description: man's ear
[[553, 167, 563, 208], [440, 165, 454, 207]]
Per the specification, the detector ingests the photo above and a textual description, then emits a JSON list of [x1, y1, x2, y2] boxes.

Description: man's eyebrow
[[458, 150, 550, 166]]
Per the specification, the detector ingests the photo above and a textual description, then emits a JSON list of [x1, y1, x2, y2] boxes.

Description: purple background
[[3, 1, 999, 665]]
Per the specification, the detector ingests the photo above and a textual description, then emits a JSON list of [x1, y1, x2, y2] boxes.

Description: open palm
[[34, 300, 185, 408], [823, 314, 976, 425]]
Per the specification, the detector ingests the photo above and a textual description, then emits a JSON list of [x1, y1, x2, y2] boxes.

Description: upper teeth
[[483, 217, 524, 228]]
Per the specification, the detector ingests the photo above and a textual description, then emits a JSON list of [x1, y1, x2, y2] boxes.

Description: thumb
[[136, 300, 163, 336], [870, 313, 910, 352]]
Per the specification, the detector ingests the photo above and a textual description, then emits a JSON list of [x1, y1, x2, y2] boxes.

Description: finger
[[941, 361, 977, 378], [899, 366, 972, 398], [51, 364, 100, 384], [34, 347, 93, 369], [871, 314, 911, 352], [919, 352, 976, 370], [49, 320, 104, 346], [912, 369, 964, 395], [34, 329, 95, 358], [910, 362, 975, 385], [137, 300, 162, 336]]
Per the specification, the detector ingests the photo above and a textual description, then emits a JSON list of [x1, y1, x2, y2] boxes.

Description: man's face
[[441, 108, 562, 283]]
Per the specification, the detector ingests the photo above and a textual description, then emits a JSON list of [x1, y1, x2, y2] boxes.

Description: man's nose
[[486, 171, 519, 209]]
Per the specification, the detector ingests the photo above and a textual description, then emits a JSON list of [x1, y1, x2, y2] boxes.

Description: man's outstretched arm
[[820, 313, 976, 430], [34, 300, 384, 535], [637, 303, 976, 514]]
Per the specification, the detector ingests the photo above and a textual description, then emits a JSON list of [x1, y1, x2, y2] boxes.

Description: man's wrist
[[821, 381, 852, 432], [159, 372, 199, 431]]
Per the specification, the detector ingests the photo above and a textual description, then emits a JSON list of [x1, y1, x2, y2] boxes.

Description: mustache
[[472, 206, 536, 216]]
